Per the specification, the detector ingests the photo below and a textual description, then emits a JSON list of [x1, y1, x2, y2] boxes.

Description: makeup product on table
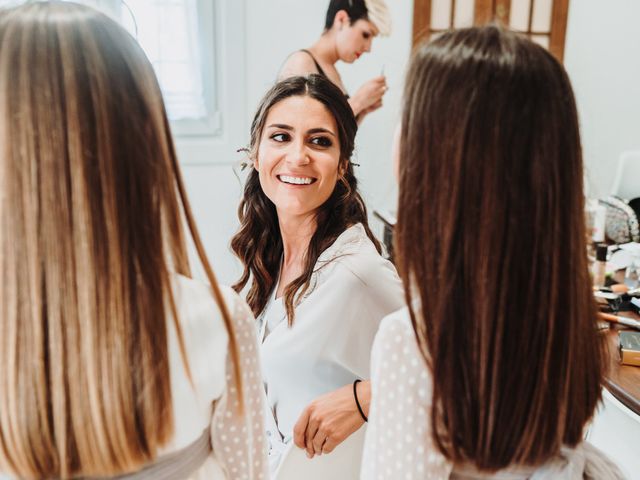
[[592, 202, 607, 243], [592, 244, 608, 288], [619, 331, 640, 366], [599, 312, 640, 330]]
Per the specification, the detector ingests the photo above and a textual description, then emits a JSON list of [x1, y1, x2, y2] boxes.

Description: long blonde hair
[[0, 2, 240, 478]]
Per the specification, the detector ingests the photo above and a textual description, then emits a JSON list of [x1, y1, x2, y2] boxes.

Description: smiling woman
[[231, 75, 404, 475]]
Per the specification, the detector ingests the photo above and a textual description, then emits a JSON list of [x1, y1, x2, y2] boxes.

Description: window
[[82, 0, 220, 136], [0, 0, 220, 136], [413, 0, 570, 61], [122, 0, 208, 122], [1, 0, 247, 164]]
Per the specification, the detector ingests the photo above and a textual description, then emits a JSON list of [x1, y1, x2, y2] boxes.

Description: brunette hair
[[0, 3, 240, 478], [231, 75, 380, 324], [396, 26, 605, 470]]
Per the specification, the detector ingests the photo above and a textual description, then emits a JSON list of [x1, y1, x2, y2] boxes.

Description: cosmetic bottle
[[592, 244, 608, 288]]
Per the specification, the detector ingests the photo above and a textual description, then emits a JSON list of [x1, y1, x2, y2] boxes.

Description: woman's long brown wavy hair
[[231, 75, 380, 324], [0, 3, 240, 478], [396, 26, 605, 471]]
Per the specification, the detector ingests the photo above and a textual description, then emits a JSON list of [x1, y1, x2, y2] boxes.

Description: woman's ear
[[333, 10, 349, 30], [339, 160, 348, 177], [249, 146, 259, 170]]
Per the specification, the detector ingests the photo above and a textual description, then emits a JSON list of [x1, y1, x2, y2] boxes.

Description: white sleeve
[[360, 313, 452, 480], [330, 255, 405, 379], [210, 292, 269, 480]]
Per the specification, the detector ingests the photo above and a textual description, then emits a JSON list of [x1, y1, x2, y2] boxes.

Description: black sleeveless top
[[300, 49, 328, 78], [298, 49, 349, 99]]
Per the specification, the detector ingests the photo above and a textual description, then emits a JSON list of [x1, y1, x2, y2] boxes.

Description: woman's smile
[[277, 174, 317, 186]]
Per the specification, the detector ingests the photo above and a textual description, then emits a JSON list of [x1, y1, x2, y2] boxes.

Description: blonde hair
[[0, 2, 240, 478], [364, 0, 391, 36]]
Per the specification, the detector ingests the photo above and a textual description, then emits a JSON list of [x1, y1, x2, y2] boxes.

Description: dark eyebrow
[[266, 123, 294, 130], [266, 124, 336, 138], [307, 127, 336, 137]]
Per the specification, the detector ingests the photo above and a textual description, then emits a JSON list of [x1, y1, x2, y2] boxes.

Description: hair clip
[[236, 147, 253, 171]]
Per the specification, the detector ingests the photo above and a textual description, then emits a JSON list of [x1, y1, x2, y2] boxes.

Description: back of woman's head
[[0, 2, 237, 478], [396, 25, 604, 470]]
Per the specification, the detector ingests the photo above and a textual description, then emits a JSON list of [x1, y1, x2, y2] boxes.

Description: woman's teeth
[[279, 175, 314, 185]]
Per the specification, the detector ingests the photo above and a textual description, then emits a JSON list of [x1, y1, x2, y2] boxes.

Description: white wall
[[180, 0, 640, 285], [180, 0, 414, 284], [564, 0, 640, 198]]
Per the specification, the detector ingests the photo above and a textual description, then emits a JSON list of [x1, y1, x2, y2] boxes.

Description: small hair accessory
[[236, 147, 253, 171], [364, 0, 392, 36]]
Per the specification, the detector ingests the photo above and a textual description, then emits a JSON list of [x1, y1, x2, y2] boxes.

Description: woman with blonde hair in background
[[278, 0, 392, 124], [362, 26, 625, 479], [0, 2, 267, 479]]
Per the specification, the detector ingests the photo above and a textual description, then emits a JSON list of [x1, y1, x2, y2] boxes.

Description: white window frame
[[166, 0, 220, 137], [173, 0, 247, 165], [0, 0, 248, 165], [85, 0, 226, 138]]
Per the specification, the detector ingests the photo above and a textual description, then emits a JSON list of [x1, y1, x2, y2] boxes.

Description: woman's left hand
[[293, 380, 371, 458]]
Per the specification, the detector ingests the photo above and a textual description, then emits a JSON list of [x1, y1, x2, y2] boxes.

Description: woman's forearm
[[348, 96, 363, 117]]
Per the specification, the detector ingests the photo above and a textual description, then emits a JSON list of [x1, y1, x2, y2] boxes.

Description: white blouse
[[361, 308, 625, 480], [156, 275, 269, 479], [258, 223, 405, 468]]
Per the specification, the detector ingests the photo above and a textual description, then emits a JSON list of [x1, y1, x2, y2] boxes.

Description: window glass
[[0, 0, 208, 121]]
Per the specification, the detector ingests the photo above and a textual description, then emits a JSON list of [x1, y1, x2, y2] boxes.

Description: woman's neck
[[278, 212, 317, 270], [310, 31, 340, 65]]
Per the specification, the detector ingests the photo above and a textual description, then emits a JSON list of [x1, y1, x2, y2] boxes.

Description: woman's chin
[[275, 203, 317, 220], [340, 53, 358, 64]]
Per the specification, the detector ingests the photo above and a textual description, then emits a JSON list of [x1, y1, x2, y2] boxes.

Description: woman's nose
[[286, 141, 310, 165]]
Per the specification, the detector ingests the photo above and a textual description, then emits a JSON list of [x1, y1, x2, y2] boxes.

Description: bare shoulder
[[278, 51, 319, 80]]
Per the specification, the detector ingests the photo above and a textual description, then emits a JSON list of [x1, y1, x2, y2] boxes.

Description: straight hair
[[396, 26, 605, 470], [0, 3, 240, 478]]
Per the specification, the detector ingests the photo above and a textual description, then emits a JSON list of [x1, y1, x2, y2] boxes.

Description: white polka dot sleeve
[[360, 310, 452, 480], [211, 293, 269, 480]]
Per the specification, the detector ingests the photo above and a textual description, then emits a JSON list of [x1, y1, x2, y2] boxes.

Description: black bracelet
[[353, 379, 368, 422]]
